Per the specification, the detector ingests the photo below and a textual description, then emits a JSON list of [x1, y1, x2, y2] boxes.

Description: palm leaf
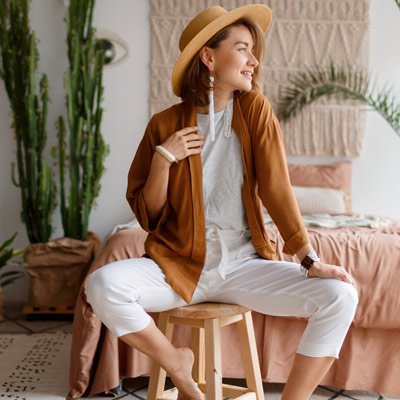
[[277, 62, 400, 139]]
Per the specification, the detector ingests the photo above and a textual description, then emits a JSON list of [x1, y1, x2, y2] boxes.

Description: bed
[[67, 162, 400, 398]]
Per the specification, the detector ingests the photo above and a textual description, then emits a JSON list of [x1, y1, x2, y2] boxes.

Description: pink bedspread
[[68, 220, 400, 398], [265, 221, 400, 330]]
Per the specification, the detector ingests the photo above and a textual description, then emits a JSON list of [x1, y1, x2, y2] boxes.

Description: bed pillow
[[288, 162, 352, 214], [292, 186, 346, 215]]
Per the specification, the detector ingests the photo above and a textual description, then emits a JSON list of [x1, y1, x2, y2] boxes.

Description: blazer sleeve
[[246, 94, 309, 255], [126, 119, 170, 233]]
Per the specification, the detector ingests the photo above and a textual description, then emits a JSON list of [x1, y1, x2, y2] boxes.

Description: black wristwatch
[[301, 250, 320, 270]]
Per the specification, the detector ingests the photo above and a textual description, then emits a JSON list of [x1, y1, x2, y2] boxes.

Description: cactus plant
[[0, 0, 57, 244], [57, 0, 108, 241]]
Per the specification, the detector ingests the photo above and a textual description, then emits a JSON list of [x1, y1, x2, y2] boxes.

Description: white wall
[[352, 0, 400, 217], [1, 0, 399, 303], [287, 0, 400, 219]]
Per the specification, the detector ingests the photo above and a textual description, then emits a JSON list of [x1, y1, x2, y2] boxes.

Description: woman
[[85, 5, 358, 400]]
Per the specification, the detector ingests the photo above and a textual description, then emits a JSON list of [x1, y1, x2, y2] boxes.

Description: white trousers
[[86, 228, 358, 358]]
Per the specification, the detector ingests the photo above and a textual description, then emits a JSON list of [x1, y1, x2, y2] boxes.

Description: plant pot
[[0, 287, 3, 321], [24, 232, 100, 309]]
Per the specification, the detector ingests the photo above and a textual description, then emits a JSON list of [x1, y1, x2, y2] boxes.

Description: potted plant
[[57, 0, 109, 242], [0, 0, 106, 313], [0, 233, 25, 320], [0, 0, 57, 244], [24, 0, 106, 312]]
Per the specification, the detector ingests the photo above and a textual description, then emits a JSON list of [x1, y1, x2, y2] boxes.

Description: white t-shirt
[[197, 108, 249, 232]]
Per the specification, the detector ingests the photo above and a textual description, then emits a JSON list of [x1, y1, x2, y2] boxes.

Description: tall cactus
[[57, 0, 108, 241], [0, 0, 57, 244]]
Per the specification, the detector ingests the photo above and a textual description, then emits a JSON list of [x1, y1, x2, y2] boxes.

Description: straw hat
[[171, 4, 272, 97]]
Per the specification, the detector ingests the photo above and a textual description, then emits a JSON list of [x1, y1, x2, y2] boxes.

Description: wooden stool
[[147, 303, 264, 400]]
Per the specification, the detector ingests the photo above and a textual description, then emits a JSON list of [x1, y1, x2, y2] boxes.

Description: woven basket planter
[[24, 232, 100, 309]]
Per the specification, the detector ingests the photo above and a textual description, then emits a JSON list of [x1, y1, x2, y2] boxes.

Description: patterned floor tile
[[1, 302, 25, 319], [0, 318, 31, 333], [121, 377, 344, 399], [261, 382, 338, 399], [89, 393, 133, 400], [333, 396, 379, 400], [340, 390, 382, 399], [128, 387, 147, 400], [1, 310, 396, 400], [13, 318, 74, 333], [44, 321, 74, 333], [123, 376, 173, 399], [123, 376, 151, 391], [262, 382, 285, 399]]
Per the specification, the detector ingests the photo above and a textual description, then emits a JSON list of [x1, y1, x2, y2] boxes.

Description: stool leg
[[147, 313, 174, 400], [205, 318, 223, 400], [237, 311, 264, 400], [191, 327, 205, 385]]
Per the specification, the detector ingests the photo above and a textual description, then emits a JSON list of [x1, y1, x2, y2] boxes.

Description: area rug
[[0, 332, 71, 399]]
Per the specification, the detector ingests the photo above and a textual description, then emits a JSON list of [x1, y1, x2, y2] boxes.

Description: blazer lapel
[[232, 95, 253, 180]]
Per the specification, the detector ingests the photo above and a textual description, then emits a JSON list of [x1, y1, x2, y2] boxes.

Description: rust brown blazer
[[126, 91, 309, 303]]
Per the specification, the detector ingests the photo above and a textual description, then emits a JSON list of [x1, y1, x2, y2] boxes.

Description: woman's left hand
[[308, 261, 357, 288]]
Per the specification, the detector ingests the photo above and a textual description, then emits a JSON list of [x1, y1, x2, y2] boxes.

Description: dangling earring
[[222, 94, 233, 139], [208, 75, 215, 142]]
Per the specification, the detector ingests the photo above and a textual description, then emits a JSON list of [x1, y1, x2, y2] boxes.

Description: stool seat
[[166, 302, 250, 319], [147, 302, 264, 400]]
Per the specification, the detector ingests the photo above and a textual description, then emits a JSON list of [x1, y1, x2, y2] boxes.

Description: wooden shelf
[[22, 305, 75, 315]]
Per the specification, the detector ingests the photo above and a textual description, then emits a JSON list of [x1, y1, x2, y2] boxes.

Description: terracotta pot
[[24, 232, 100, 308]]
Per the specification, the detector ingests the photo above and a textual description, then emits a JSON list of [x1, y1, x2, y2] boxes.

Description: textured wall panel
[[149, 0, 370, 156]]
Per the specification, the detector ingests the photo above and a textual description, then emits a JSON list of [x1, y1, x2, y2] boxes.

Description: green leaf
[[0, 270, 23, 279], [0, 233, 17, 252], [0, 271, 24, 288], [277, 62, 400, 139]]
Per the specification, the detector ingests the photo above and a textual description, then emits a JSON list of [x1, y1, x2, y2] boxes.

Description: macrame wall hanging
[[149, 0, 370, 156]]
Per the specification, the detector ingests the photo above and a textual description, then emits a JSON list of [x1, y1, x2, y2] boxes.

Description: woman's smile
[[241, 70, 253, 80]]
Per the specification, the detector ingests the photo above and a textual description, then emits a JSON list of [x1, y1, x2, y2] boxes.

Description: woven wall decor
[[149, 0, 370, 156]]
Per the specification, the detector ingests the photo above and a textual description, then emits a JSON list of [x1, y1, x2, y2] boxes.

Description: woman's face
[[210, 25, 259, 95]]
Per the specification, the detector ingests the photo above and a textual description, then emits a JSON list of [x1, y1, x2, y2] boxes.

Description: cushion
[[292, 186, 346, 215], [288, 162, 352, 214]]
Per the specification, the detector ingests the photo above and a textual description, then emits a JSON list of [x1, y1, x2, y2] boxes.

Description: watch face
[[301, 256, 314, 269]]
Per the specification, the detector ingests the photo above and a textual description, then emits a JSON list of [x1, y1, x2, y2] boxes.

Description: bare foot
[[168, 347, 204, 400]]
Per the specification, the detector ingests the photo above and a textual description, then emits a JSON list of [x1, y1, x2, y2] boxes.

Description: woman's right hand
[[160, 126, 204, 162], [143, 126, 204, 224]]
